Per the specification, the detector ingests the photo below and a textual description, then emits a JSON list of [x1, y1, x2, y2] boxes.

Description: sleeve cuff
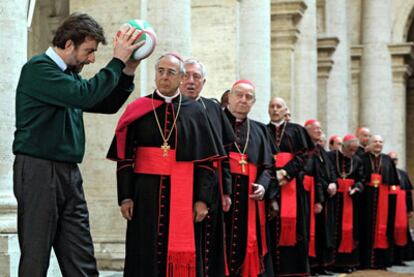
[[107, 58, 126, 72]]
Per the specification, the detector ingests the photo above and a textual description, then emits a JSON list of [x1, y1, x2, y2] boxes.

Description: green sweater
[[13, 53, 134, 163]]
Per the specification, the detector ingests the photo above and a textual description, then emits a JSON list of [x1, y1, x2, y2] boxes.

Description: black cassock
[[107, 92, 221, 276], [305, 145, 337, 270], [355, 145, 366, 158], [327, 150, 365, 268], [267, 122, 313, 276], [224, 109, 275, 277], [195, 97, 235, 277], [393, 169, 414, 264], [359, 153, 400, 269]]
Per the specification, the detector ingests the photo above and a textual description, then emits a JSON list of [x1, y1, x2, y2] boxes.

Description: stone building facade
[[1, 0, 414, 274]]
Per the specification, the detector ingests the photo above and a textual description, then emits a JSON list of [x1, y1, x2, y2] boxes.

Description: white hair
[[183, 58, 207, 78], [154, 53, 185, 74]]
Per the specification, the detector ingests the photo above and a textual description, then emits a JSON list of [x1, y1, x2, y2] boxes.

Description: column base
[[95, 240, 125, 270]]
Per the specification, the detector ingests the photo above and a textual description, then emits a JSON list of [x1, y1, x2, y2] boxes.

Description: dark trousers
[[13, 154, 98, 277]]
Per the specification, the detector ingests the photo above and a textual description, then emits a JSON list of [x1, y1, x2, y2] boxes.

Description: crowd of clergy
[[110, 53, 414, 277]]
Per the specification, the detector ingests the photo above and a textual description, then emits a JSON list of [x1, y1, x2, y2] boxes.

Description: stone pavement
[[99, 261, 414, 277], [317, 260, 414, 277]]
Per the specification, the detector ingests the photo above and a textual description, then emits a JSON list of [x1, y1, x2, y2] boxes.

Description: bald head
[[368, 134, 384, 155], [268, 97, 288, 123], [356, 127, 371, 147]]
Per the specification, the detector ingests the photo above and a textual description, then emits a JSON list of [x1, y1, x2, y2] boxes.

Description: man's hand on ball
[[113, 26, 144, 63]]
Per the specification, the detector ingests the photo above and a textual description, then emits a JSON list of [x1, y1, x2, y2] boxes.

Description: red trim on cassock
[[229, 152, 267, 277], [212, 160, 230, 275], [134, 147, 196, 277], [337, 178, 355, 253], [275, 152, 297, 246], [303, 175, 316, 257], [367, 173, 389, 249], [389, 185, 408, 246], [115, 97, 163, 160]]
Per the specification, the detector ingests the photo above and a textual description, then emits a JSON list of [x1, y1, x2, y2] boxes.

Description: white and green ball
[[118, 19, 157, 61]]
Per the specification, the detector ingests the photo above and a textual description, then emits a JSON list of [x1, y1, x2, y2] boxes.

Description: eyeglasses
[[157, 68, 178, 77], [183, 72, 203, 81]]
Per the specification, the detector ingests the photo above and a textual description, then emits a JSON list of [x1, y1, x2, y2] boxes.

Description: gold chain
[[336, 151, 353, 179], [369, 154, 382, 173], [151, 92, 182, 156]]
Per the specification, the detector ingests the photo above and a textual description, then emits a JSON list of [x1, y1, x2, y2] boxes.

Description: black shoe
[[394, 261, 407, 266], [310, 269, 319, 276], [343, 266, 354, 273], [317, 269, 334, 275]]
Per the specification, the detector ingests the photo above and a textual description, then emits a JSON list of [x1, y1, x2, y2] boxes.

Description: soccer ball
[[118, 19, 157, 61]]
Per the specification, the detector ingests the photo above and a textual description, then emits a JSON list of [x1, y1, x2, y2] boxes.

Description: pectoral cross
[[372, 178, 380, 188], [161, 141, 170, 157], [239, 155, 248, 173]]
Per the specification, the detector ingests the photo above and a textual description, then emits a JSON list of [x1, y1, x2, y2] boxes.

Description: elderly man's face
[[358, 128, 371, 146], [155, 56, 182, 96], [329, 137, 343, 151], [343, 141, 358, 157], [317, 136, 327, 148], [285, 112, 291, 122], [228, 84, 255, 118], [268, 98, 287, 123], [180, 63, 206, 100], [369, 136, 384, 154], [307, 122, 323, 142]]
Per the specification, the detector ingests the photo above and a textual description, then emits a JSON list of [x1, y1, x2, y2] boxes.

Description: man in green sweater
[[12, 13, 143, 276]]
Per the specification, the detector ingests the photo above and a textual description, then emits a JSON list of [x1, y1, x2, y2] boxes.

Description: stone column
[[325, 0, 350, 136], [271, 0, 307, 117], [389, 43, 413, 169], [239, 0, 271, 123], [407, 77, 414, 177], [294, 0, 317, 124], [191, 0, 240, 101], [350, 45, 363, 133], [142, 0, 191, 94], [0, 0, 27, 274], [360, 0, 393, 150], [317, 37, 338, 132]]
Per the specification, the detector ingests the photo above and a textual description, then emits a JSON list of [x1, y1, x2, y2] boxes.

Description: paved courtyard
[[99, 261, 414, 277]]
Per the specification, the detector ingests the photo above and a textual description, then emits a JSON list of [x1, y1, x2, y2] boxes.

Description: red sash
[[134, 147, 196, 277], [389, 185, 408, 246], [303, 175, 316, 257], [229, 152, 267, 277], [337, 178, 355, 253], [275, 152, 297, 246], [369, 173, 389, 249], [115, 97, 163, 159]]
